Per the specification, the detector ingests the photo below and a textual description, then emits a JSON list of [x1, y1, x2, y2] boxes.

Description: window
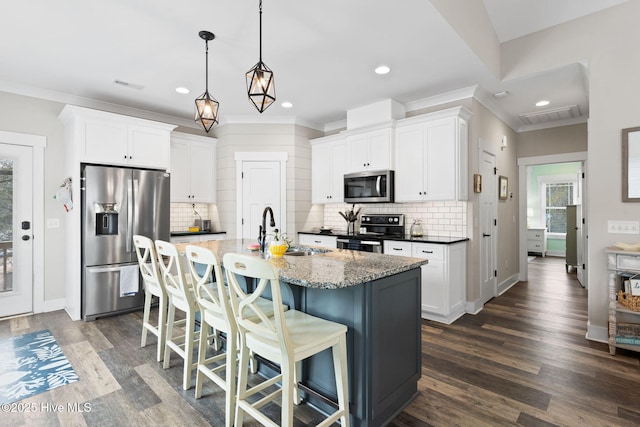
[[545, 182, 574, 233], [537, 174, 577, 235]]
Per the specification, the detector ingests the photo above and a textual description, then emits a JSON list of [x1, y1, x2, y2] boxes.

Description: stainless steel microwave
[[344, 170, 394, 203]]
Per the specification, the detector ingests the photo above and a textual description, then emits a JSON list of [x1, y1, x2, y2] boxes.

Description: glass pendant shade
[[194, 91, 219, 132], [195, 30, 218, 132], [246, 60, 275, 113]]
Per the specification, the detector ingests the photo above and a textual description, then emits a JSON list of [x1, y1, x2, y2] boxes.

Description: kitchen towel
[[119, 265, 140, 297]]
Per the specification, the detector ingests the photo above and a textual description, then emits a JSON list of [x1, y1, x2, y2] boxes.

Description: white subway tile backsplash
[[321, 201, 468, 237]]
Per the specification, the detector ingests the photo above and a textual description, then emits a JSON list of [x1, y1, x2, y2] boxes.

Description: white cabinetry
[[384, 240, 467, 324], [60, 105, 175, 169], [311, 135, 347, 204], [346, 127, 392, 172], [298, 233, 338, 248], [527, 228, 547, 257], [394, 107, 470, 202], [58, 105, 176, 320], [170, 233, 226, 244], [170, 133, 217, 203]]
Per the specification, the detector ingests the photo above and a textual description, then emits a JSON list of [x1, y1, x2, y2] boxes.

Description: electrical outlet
[[607, 220, 640, 234]]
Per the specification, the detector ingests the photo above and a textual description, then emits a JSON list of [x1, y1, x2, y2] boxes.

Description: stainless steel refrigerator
[[81, 164, 170, 321]]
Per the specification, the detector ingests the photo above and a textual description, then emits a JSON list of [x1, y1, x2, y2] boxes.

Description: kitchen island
[[176, 239, 426, 427]]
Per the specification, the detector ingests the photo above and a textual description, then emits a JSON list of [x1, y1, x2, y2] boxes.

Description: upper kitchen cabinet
[[59, 105, 176, 170], [346, 127, 393, 173], [310, 134, 347, 204], [394, 107, 471, 202], [170, 133, 217, 203]]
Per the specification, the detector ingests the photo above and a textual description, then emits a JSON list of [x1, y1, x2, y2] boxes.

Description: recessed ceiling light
[[536, 100, 550, 107], [281, 101, 293, 108], [374, 65, 391, 75], [175, 87, 190, 94], [494, 91, 509, 98]]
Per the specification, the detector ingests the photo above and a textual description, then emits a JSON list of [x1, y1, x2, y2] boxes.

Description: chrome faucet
[[258, 206, 276, 252]]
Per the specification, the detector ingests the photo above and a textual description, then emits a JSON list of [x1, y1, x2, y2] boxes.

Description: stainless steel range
[[336, 214, 404, 253]]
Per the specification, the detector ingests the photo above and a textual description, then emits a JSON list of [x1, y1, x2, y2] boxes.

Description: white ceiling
[[0, 0, 627, 132]]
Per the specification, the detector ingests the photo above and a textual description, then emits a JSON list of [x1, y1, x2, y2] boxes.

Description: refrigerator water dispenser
[[95, 203, 119, 235]]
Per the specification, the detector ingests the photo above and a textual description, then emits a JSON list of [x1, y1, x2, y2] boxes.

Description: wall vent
[[518, 104, 580, 125]]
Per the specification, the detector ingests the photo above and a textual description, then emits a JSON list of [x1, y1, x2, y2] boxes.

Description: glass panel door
[[0, 158, 13, 292], [0, 143, 32, 317]]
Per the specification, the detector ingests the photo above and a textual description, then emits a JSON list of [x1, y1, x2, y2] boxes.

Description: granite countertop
[[298, 230, 468, 245], [174, 238, 427, 290], [170, 230, 227, 236]]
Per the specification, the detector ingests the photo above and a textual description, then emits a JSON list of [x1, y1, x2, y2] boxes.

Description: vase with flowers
[[339, 204, 361, 236], [268, 228, 292, 257]]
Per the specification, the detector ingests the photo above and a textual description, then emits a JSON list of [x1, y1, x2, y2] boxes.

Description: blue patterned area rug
[[0, 329, 79, 404]]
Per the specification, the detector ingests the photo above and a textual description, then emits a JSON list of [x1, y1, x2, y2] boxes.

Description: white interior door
[[480, 150, 497, 305], [241, 161, 282, 240], [0, 143, 33, 317]]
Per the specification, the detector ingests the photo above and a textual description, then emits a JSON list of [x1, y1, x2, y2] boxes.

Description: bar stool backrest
[[184, 245, 231, 324], [133, 234, 164, 296], [223, 253, 290, 354], [155, 240, 196, 312]]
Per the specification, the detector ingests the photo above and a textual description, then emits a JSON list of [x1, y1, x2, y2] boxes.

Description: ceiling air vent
[[518, 104, 581, 125]]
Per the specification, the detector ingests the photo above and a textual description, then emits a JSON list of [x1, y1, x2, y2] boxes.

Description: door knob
[[22, 235, 30, 241], [482, 233, 491, 237]]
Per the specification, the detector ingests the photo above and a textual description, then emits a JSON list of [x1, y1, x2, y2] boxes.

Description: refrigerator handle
[[126, 178, 134, 253]]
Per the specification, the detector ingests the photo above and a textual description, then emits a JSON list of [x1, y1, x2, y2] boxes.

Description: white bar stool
[[184, 244, 237, 427], [224, 253, 350, 427], [155, 239, 201, 390], [133, 234, 167, 363]]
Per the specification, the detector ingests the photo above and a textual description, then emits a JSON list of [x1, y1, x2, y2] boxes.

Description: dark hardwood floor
[[2, 256, 640, 426]]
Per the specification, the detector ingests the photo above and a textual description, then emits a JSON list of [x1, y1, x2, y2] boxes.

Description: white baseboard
[[498, 273, 519, 296], [586, 321, 608, 343], [35, 298, 66, 314]]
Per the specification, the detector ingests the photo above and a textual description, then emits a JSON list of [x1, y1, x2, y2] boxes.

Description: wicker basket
[[617, 290, 640, 311]]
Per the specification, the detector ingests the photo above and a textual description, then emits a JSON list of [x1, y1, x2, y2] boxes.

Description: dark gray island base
[[280, 268, 421, 427], [175, 239, 423, 426]]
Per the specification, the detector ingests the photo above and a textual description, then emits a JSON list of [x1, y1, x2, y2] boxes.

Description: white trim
[[235, 152, 288, 238], [0, 132, 46, 315], [517, 151, 587, 166]]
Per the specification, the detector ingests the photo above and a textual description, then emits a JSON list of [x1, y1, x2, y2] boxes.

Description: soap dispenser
[[410, 219, 423, 237]]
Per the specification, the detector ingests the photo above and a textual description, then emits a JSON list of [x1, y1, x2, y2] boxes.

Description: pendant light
[[246, 0, 275, 113], [195, 30, 219, 132]]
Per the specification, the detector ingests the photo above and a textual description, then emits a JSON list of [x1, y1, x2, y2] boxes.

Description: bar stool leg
[[156, 294, 167, 363], [141, 289, 152, 348], [163, 303, 176, 370], [281, 359, 296, 427], [333, 335, 350, 427], [183, 311, 196, 390], [234, 342, 251, 427]]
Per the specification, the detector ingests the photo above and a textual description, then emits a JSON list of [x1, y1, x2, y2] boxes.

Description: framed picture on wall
[[499, 175, 508, 200]]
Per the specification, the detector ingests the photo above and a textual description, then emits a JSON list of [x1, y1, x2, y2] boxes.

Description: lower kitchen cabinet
[[384, 240, 467, 324], [298, 233, 337, 248]]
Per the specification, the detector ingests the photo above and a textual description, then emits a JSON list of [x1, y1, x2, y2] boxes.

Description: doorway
[[518, 152, 588, 287], [235, 152, 287, 240], [0, 131, 45, 318]]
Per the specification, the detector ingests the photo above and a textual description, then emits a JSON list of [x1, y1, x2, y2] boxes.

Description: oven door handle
[[360, 240, 381, 246]]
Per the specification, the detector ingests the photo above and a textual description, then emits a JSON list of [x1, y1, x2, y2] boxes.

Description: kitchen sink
[[284, 246, 331, 256]]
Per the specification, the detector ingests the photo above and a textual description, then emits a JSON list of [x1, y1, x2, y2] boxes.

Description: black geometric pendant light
[[246, 0, 276, 113], [195, 30, 219, 132]]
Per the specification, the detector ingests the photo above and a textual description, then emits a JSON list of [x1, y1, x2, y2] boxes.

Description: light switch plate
[[608, 220, 640, 234], [47, 218, 60, 228]]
